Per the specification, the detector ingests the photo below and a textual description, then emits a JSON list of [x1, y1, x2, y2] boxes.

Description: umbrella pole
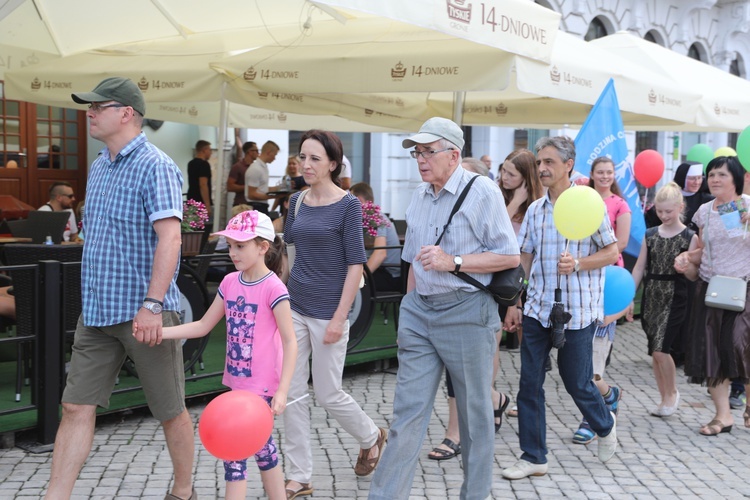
[[452, 91, 465, 126], [213, 83, 229, 233]]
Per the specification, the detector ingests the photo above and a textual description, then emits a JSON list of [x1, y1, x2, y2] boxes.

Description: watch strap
[[143, 297, 164, 306]]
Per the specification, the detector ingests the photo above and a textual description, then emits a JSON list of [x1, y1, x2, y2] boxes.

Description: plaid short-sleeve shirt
[[519, 189, 617, 330], [81, 133, 184, 327]]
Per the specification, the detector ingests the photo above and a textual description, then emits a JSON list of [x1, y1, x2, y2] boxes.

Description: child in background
[[139, 210, 297, 500], [572, 157, 631, 445], [631, 182, 697, 417]]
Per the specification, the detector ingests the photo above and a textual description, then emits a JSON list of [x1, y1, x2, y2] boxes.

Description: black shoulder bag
[[435, 175, 526, 307]]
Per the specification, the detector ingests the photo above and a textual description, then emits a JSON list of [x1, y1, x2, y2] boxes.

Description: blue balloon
[[603, 266, 636, 316]]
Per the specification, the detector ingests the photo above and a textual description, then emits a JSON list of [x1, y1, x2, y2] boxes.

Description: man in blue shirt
[[45, 77, 196, 500], [502, 136, 619, 480]]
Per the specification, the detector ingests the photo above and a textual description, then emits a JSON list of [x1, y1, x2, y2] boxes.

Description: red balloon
[[633, 149, 665, 188], [199, 391, 274, 461]]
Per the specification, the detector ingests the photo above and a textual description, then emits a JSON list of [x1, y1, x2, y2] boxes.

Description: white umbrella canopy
[[318, 0, 561, 63], [591, 31, 750, 132], [214, 31, 701, 128], [0, 0, 559, 80]]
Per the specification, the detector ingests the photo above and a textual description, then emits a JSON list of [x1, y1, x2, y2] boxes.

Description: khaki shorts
[[63, 312, 185, 422]]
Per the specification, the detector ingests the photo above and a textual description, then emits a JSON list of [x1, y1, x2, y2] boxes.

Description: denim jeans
[[517, 317, 614, 464]]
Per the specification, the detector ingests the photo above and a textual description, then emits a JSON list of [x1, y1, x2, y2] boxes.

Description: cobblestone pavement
[[1, 320, 748, 498]]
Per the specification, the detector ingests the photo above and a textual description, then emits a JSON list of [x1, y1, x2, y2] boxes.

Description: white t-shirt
[[38, 204, 77, 242], [341, 155, 352, 180], [245, 158, 269, 205]]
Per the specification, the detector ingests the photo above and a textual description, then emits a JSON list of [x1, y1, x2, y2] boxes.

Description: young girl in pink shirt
[[156, 210, 297, 500]]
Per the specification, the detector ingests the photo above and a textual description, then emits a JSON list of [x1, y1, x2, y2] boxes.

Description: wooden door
[[0, 81, 88, 212]]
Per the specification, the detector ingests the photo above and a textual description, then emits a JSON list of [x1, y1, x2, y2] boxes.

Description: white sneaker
[[598, 411, 617, 463], [501, 459, 548, 480]]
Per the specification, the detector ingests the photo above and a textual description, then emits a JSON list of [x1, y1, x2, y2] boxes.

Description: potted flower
[[361, 200, 390, 248], [181, 199, 209, 256]]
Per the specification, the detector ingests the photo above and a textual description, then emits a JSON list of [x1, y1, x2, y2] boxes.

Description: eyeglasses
[[410, 148, 455, 159], [88, 103, 125, 113], [60, 194, 75, 199]]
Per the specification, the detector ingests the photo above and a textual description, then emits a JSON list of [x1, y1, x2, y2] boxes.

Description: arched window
[[584, 17, 608, 41], [533, 0, 554, 9], [644, 30, 664, 46], [688, 44, 702, 61]]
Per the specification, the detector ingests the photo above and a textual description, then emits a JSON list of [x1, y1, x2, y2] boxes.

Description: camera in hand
[[549, 288, 571, 349]]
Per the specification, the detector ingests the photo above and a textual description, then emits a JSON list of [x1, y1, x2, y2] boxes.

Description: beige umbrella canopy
[[591, 31, 750, 132], [5, 0, 562, 229], [213, 31, 701, 129]]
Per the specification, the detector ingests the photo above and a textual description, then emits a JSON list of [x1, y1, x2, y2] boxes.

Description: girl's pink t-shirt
[[218, 271, 289, 396], [604, 194, 631, 267]]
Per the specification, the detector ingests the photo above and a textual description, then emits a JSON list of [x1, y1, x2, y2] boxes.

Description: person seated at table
[[272, 155, 307, 213], [0, 286, 15, 319], [350, 182, 401, 292], [38, 181, 81, 243]]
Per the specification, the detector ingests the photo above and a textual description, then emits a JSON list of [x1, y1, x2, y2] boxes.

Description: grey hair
[[462, 157, 489, 176], [535, 136, 576, 164], [437, 138, 462, 162]]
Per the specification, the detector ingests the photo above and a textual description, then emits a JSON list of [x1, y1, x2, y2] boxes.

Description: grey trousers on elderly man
[[369, 289, 499, 500]]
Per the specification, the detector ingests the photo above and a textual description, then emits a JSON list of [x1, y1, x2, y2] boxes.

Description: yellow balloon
[[714, 146, 737, 158], [553, 186, 606, 240]]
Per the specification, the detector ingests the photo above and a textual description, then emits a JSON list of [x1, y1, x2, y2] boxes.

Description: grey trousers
[[369, 290, 499, 500]]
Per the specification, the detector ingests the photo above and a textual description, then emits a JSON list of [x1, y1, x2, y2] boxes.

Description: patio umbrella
[[591, 31, 750, 132], [4, 0, 561, 230], [0, 0, 559, 79], [212, 31, 701, 128]]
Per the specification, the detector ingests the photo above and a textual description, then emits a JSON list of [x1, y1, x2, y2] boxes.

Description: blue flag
[[573, 79, 645, 258]]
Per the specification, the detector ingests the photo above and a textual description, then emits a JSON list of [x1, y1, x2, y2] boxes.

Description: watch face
[[454, 256, 463, 265], [144, 301, 162, 314]]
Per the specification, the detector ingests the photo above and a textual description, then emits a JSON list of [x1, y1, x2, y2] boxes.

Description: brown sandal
[[285, 480, 313, 500], [699, 419, 733, 436], [744, 406, 750, 428], [354, 427, 388, 476], [164, 488, 196, 500]]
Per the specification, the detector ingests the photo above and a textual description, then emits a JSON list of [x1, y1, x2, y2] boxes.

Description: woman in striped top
[[282, 130, 386, 499]]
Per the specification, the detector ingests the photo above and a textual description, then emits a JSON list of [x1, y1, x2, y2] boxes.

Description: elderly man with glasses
[[369, 117, 519, 500], [38, 181, 80, 242]]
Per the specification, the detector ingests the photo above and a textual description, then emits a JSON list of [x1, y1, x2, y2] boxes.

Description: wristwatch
[[573, 259, 580, 273], [453, 255, 463, 273], [142, 298, 163, 315]]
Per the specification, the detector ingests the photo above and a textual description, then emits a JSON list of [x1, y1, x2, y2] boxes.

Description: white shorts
[[592, 335, 613, 379]]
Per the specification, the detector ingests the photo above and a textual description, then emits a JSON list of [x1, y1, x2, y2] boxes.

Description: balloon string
[[287, 394, 310, 406], [558, 239, 570, 289]]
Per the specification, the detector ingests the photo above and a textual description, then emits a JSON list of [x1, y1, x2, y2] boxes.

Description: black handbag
[[436, 175, 526, 307]]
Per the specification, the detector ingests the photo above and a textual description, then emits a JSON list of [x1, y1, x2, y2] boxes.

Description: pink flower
[[361, 200, 390, 237], [182, 200, 209, 232]]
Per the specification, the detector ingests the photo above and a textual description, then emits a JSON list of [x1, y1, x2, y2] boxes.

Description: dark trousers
[[249, 202, 269, 214]]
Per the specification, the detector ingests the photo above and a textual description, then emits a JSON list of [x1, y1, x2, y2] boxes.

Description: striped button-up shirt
[[519, 189, 616, 330], [82, 132, 183, 327], [402, 166, 519, 296]]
